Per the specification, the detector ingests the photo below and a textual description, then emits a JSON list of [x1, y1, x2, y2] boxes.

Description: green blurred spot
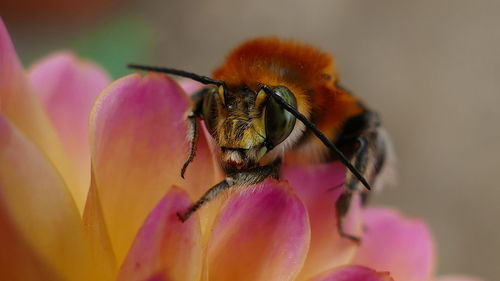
[[70, 17, 153, 79]]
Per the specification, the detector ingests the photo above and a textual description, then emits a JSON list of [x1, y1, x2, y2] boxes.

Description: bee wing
[[372, 127, 397, 192]]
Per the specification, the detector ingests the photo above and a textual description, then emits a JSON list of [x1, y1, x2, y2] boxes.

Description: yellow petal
[[83, 173, 117, 281], [0, 203, 61, 281], [0, 114, 98, 281], [0, 19, 81, 211], [28, 52, 111, 206]]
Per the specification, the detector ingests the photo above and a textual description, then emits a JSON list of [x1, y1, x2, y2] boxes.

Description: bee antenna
[[261, 85, 372, 191], [128, 64, 226, 87]]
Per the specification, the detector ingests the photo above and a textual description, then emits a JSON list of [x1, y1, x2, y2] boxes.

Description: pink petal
[[28, 51, 111, 207], [206, 180, 310, 281], [178, 79, 203, 95], [0, 19, 80, 209], [89, 73, 216, 263], [0, 19, 25, 86], [352, 208, 435, 281], [0, 114, 100, 280], [308, 265, 393, 281], [117, 187, 202, 281], [435, 277, 483, 281], [282, 162, 363, 280]]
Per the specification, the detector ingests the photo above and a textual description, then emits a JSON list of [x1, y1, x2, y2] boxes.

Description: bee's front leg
[[180, 112, 199, 178], [177, 160, 281, 222], [180, 89, 207, 178]]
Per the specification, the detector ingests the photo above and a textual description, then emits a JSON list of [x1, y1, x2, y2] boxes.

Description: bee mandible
[[129, 37, 389, 242]]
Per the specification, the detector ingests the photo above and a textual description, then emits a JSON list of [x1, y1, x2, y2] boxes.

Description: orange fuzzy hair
[[213, 37, 336, 90], [213, 37, 362, 147]]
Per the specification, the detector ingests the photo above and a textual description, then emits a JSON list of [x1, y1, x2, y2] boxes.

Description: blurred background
[[2, 0, 498, 279]]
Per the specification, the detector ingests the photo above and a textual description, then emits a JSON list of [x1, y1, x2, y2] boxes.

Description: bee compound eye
[[264, 86, 297, 148], [202, 87, 219, 135]]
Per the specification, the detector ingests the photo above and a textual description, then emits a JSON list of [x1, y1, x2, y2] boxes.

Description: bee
[[129, 37, 389, 242]]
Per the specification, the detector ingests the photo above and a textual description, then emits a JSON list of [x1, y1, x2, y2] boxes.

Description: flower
[[0, 18, 482, 281]]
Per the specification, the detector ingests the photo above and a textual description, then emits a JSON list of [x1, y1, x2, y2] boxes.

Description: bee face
[[201, 85, 297, 172]]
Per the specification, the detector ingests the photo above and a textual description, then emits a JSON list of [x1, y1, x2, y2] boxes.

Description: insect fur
[[129, 37, 389, 242]]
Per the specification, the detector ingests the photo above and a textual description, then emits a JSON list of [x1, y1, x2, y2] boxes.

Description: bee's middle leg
[[177, 162, 280, 222], [335, 191, 361, 243], [336, 136, 371, 243], [333, 110, 388, 242]]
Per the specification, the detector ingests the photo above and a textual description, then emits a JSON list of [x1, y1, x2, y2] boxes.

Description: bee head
[[126, 64, 298, 172], [201, 84, 297, 172]]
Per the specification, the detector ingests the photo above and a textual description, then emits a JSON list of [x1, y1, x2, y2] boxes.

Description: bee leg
[[180, 89, 207, 178], [336, 136, 370, 243], [180, 112, 199, 178], [360, 190, 371, 207], [177, 161, 280, 222], [336, 111, 389, 190], [335, 191, 361, 243], [334, 111, 390, 242]]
